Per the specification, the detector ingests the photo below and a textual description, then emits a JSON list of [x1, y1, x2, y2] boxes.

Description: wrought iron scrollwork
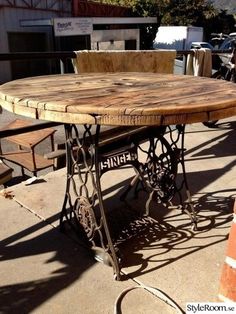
[[60, 123, 121, 280], [74, 195, 96, 238], [139, 133, 178, 204], [60, 124, 100, 242], [60, 123, 197, 281], [119, 125, 197, 228]]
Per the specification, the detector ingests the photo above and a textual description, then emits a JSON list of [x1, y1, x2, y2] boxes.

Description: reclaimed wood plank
[[0, 73, 236, 126]]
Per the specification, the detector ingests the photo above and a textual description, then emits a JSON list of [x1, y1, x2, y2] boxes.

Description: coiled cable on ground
[[114, 285, 185, 314]]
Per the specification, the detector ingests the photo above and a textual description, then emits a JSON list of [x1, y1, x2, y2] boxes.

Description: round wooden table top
[[0, 73, 236, 126]]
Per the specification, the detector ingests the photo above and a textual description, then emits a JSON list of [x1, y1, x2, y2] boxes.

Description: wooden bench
[[0, 119, 56, 176]]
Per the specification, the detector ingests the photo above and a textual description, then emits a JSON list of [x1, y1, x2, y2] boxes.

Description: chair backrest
[[72, 50, 176, 74]]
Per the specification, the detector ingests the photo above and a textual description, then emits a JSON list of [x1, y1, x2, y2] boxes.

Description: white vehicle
[[190, 42, 214, 49], [153, 26, 203, 50]]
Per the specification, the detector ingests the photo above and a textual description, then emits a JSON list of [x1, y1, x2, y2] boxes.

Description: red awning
[[73, 0, 131, 17]]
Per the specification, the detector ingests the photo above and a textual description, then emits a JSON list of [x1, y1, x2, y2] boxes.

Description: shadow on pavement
[[0, 216, 95, 313]]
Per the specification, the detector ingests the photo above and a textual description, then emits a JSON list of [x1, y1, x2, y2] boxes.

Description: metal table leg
[[60, 124, 197, 280], [60, 124, 122, 280], [136, 125, 197, 230]]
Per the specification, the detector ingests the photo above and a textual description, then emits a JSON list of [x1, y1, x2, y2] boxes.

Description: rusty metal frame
[[60, 123, 197, 280]]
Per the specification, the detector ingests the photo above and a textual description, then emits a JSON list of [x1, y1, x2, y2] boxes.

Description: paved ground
[[0, 116, 235, 313]]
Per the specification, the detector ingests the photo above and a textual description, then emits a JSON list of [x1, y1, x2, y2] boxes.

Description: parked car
[[190, 41, 214, 49], [219, 38, 235, 50]]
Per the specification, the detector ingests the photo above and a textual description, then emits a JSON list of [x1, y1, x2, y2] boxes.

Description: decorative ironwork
[[60, 123, 197, 280], [60, 124, 121, 280], [137, 125, 197, 229], [139, 132, 177, 204]]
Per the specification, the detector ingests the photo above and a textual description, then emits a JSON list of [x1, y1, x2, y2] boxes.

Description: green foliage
[[155, 0, 217, 26], [93, 0, 218, 25], [203, 9, 236, 40], [92, 0, 236, 45]]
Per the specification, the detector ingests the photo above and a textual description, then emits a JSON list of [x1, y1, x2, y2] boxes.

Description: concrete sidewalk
[[0, 118, 235, 313]]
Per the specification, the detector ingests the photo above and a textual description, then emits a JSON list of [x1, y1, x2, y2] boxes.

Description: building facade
[[0, 0, 156, 83]]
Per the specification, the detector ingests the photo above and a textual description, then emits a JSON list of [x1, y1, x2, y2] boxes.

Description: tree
[[155, 1, 236, 41], [93, 0, 216, 23], [92, 0, 236, 44], [155, 0, 216, 26], [209, 10, 236, 35]]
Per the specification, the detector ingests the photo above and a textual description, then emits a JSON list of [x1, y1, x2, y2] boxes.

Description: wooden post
[[218, 199, 236, 302]]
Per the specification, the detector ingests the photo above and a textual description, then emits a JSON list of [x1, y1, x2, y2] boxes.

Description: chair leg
[[21, 167, 25, 177]]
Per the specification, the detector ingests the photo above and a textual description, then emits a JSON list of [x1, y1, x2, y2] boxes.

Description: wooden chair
[[0, 105, 13, 185], [72, 49, 176, 74], [0, 161, 13, 186], [0, 119, 56, 177]]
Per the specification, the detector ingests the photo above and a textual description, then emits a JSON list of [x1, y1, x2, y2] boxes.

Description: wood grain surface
[[0, 73, 236, 126]]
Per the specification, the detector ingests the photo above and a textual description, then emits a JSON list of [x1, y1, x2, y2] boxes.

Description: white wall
[[91, 29, 140, 51], [0, 7, 66, 83]]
